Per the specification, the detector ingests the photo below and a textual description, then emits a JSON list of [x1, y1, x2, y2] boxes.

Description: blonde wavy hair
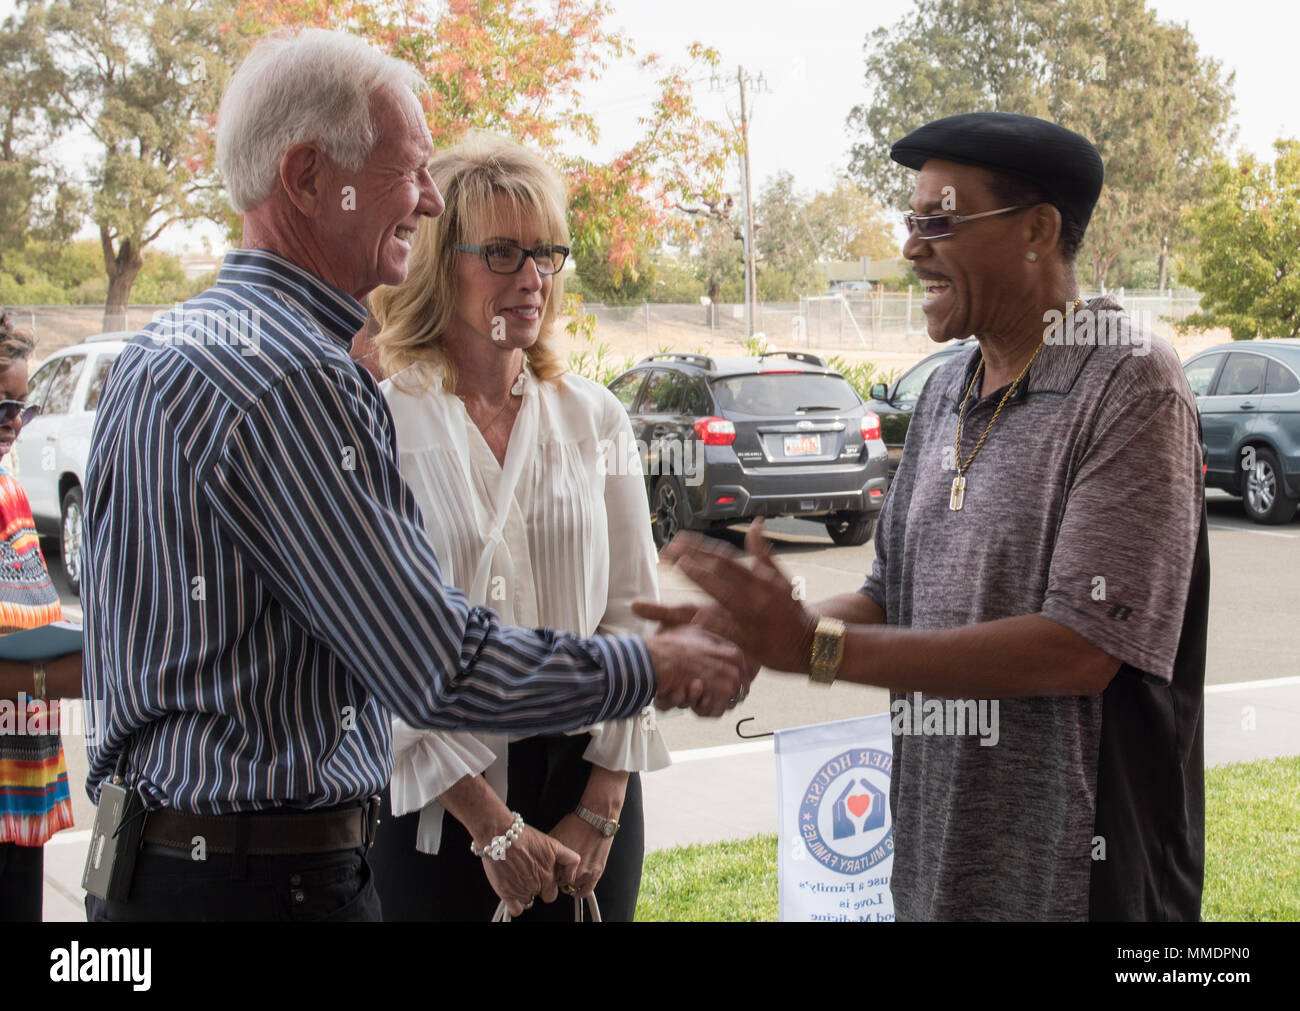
[[371, 132, 569, 392]]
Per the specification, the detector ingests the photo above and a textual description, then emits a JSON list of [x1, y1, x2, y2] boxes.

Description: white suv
[[12, 332, 132, 597]]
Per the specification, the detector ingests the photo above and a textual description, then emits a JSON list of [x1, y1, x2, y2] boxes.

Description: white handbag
[[491, 895, 602, 922]]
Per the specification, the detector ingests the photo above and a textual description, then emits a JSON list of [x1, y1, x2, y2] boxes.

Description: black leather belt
[[141, 797, 381, 856]]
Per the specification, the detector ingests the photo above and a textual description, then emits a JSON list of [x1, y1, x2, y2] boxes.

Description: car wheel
[[825, 510, 876, 546], [61, 485, 84, 598], [651, 478, 688, 550], [1242, 447, 1298, 524]]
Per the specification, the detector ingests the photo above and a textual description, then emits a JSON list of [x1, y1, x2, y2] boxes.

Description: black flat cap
[[890, 112, 1104, 232]]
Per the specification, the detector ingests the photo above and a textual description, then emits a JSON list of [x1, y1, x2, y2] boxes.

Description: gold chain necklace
[[949, 296, 1082, 511], [459, 370, 526, 435]]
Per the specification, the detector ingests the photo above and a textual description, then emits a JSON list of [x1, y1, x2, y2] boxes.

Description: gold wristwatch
[[574, 804, 620, 838], [809, 617, 846, 684]]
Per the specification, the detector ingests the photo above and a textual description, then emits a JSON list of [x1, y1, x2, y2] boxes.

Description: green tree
[[23, 0, 246, 326], [0, 12, 83, 270], [690, 215, 745, 308], [251, 0, 736, 289], [571, 241, 658, 304], [644, 253, 704, 303], [753, 171, 823, 300], [1177, 141, 1300, 340], [845, 0, 1234, 288], [807, 178, 898, 262]]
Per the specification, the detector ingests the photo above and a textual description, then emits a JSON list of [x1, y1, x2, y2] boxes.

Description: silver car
[[11, 332, 131, 595], [1183, 338, 1300, 524]]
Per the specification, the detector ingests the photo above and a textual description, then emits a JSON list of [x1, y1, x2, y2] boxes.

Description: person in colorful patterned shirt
[[0, 312, 84, 921]]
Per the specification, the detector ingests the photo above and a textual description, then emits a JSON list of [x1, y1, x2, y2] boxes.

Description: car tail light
[[694, 416, 736, 445], [861, 411, 881, 441]]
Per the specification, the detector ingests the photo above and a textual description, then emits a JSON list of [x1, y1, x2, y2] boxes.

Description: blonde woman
[[367, 134, 668, 921]]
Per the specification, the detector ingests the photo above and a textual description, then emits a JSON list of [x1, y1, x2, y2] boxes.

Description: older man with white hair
[[80, 28, 746, 922]]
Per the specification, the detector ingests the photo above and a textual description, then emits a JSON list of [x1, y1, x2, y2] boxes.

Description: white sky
[[3, 0, 1295, 251], [595, 0, 1296, 195]]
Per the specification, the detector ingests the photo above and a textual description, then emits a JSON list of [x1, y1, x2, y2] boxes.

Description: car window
[[1215, 353, 1266, 396], [25, 359, 60, 412], [608, 371, 644, 410], [83, 353, 119, 411], [641, 370, 686, 413], [893, 352, 956, 405], [1264, 358, 1300, 395], [1183, 353, 1224, 398], [683, 381, 711, 417], [42, 355, 87, 416], [711, 373, 860, 416]]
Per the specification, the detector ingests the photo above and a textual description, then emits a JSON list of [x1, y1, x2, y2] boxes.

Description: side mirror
[[869, 382, 889, 403]]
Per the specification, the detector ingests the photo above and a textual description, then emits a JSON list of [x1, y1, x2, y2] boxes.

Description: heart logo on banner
[[847, 794, 872, 818]]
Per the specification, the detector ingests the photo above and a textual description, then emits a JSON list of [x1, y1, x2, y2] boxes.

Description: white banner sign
[[776, 713, 894, 923]]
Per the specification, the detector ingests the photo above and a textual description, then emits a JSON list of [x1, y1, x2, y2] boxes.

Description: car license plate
[[784, 434, 821, 456]]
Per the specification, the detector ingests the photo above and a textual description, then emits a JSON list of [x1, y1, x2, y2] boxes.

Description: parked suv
[[607, 351, 889, 547], [11, 332, 131, 595], [863, 338, 976, 478], [1182, 339, 1300, 524]]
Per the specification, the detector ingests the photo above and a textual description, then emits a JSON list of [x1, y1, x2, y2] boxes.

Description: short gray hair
[[217, 28, 425, 213]]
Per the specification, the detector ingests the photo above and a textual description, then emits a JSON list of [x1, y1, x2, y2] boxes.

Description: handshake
[[636, 519, 820, 718]]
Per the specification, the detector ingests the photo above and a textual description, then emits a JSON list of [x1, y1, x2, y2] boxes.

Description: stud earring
[[1025, 251, 1038, 262]]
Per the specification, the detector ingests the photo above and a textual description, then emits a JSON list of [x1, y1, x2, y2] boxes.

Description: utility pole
[[738, 65, 758, 339], [710, 66, 769, 339]]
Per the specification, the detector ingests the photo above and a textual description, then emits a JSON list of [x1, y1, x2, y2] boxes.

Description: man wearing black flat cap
[[637, 112, 1208, 921]]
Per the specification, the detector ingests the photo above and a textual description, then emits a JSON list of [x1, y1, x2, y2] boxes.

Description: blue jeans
[[84, 844, 382, 922]]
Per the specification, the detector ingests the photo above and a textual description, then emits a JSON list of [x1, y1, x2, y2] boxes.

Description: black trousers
[[371, 734, 644, 921], [84, 843, 381, 922], [0, 842, 44, 922]]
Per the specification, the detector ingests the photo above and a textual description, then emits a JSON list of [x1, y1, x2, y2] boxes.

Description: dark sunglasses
[[0, 400, 40, 426], [902, 204, 1029, 241], [456, 241, 570, 276]]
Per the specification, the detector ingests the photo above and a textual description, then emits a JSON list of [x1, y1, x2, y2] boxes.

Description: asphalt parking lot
[[46, 488, 1300, 828]]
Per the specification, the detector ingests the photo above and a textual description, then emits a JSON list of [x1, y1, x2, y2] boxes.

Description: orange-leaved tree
[[238, 0, 738, 290]]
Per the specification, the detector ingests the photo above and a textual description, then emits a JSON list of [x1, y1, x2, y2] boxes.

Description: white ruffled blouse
[[380, 361, 671, 854]]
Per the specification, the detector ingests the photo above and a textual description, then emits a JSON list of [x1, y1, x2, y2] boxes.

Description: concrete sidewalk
[[41, 677, 1300, 921]]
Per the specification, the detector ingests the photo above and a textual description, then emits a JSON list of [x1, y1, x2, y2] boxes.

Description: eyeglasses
[[456, 241, 570, 276], [902, 205, 1030, 241], [0, 400, 39, 426]]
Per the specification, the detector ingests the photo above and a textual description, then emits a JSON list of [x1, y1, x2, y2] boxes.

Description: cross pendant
[[949, 474, 966, 511]]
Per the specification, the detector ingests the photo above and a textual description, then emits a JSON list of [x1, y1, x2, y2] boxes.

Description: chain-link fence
[[5, 288, 1206, 363], [2, 305, 176, 359], [577, 288, 1206, 355]]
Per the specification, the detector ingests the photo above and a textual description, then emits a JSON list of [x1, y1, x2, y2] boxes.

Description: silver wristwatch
[[574, 804, 620, 838]]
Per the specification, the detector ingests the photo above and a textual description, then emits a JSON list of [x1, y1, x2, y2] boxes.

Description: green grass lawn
[[636, 755, 1299, 922]]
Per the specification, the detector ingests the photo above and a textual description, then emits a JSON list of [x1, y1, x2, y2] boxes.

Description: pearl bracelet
[[470, 812, 525, 861]]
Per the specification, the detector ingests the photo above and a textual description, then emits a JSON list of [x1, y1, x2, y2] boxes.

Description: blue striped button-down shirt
[[82, 249, 655, 812]]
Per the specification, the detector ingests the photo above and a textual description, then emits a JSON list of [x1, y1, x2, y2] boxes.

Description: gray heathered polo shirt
[[861, 297, 1205, 921]]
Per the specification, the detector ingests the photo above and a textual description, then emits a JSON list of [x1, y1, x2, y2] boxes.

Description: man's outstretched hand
[[644, 621, 748, 717], [638, 519, 817, 676]]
